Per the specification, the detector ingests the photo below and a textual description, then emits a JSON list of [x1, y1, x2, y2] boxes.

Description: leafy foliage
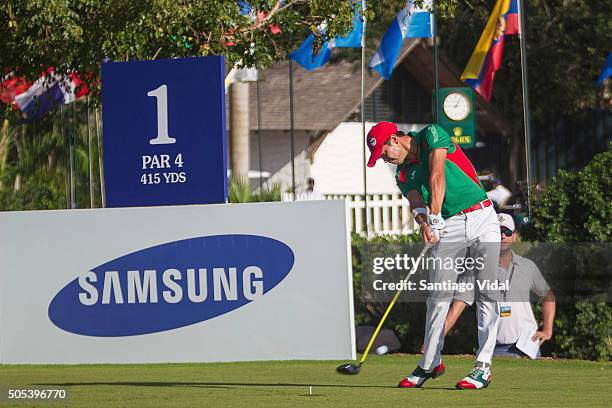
[[438, 0, 612, 126], [253, 180, 282, 202], [0, 166, 65, 210], [517, 148, 612, 361], [521, 146, 612, 242], [0, 100, 104, 211], [228, 174, 253, 203], [352, 233, 612, 361], [0, 0, 362, 83], [551, 297, 612, 362], [228, 174, 281, 203], [351, 233, 433, 353]]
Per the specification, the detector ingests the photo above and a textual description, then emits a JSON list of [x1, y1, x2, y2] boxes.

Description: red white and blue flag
[[461, 0, 520, 101], [0, 69, 88, 120]]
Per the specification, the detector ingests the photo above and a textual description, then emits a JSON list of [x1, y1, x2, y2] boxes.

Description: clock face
[[443, 92, 470, 121]]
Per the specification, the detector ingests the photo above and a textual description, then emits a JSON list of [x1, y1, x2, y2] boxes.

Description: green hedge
[[351, 233, 611, 361], [521, 145, 611, 242]]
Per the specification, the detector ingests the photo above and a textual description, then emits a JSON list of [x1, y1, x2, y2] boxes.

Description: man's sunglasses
[[500, 227, 514, 237]]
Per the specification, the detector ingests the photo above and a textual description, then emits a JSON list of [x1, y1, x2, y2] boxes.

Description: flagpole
[[432, 0, 440, 124], [361, 0, 368, 236], [70, 103, 77, 209], [257, 78, 263, 191], [60, 106, 70, 209], [87, 97, 94, 208], [518, 0, 533, 216], [289, 58, 296, 201], [94, 107, 106, 207]]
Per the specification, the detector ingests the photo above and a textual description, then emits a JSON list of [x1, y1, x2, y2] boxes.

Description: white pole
[[518, 0, 533, 216], [361, 0, 369, 236], [94, 107, 106, 207], [87, 97, 94, 208]]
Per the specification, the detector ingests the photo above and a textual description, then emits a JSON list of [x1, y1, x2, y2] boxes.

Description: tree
[[0, 0, 361, 82], [0, 0, 467, 210], [0, 1, 472, 81], [437, 0, 612, 183]]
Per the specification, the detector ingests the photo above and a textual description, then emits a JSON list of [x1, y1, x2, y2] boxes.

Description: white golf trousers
[[418, 204, 501, 370]]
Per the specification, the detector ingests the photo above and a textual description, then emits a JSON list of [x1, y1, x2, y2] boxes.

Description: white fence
[[284, 193, 416, 236]]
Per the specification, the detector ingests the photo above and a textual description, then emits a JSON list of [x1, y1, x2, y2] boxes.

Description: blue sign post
[[101, 56, 227, 207]]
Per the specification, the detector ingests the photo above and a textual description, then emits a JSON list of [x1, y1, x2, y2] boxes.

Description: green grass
[[1, 355, 610, 407]]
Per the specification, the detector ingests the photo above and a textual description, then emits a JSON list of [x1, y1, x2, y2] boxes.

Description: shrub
[[228, 175, 281, 203], [351, 233, 612, 360], [0, 168, 65, 211], [550, 297, 612, 361], [522, 146, 611, 242], [351, 233, 477, 354]]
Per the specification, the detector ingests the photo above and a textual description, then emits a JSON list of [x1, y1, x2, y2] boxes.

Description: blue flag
[[369, 0, 433, 79], [290, 2, 364, 71], [290, 35, 334, 71], [596, 52, 612, 86], [334, 8, 365, 48], [238, 1, 251, 15]]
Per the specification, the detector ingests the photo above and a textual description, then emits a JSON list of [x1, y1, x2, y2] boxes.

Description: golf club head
[[336, 363, 361, 375]]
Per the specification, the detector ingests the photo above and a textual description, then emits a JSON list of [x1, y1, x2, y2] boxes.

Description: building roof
[[244, 39, 509, 135], [247, 40, 417, 131]]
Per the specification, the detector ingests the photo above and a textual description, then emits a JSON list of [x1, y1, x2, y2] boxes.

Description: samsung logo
[[48, 235, 294, 337], [77, 267, 264, 305]]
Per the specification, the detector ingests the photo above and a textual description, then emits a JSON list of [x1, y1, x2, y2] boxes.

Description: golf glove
[[428, 213, 445, 231]]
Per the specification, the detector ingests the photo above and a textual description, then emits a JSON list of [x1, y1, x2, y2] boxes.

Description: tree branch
[[236, 0, 304, 35]]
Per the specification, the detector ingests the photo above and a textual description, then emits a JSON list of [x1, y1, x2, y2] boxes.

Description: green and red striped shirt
[[395, 124, 487, 219]]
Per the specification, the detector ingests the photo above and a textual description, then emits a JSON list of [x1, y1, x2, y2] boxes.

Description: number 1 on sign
[[147, 85, 176, 145]]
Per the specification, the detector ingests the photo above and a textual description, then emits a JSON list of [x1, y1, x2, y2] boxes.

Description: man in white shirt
[[298, 177, 324, 201], [486, 177, 512, 210], [444, 213, 556, 358]]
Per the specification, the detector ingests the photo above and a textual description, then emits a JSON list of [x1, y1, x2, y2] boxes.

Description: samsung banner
[[101, 56, 227, 207], [0, 201, 355, 364]]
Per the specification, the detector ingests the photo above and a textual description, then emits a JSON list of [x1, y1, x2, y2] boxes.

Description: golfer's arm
[[444, 300, 467, 336], [428, 149, 447, 215], [406, 190, 428, 227], [541, 290, 556, 334]]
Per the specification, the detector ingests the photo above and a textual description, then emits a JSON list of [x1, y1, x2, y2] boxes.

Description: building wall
[[229, 129, 315, 190], [310, 122, 426, 195], [532, 110, 611, 183]]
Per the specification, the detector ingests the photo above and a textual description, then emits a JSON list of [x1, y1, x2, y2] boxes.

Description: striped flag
[[369, 0, 433, 80], [461, 0, 520, 101], [290, 2, 365, 71], [0, 69, 89, 120]]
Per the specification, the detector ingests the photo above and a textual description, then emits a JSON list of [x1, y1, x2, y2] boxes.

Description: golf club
[[337, 242, 432, 375]]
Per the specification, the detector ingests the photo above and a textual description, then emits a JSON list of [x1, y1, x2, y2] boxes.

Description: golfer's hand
[[532, 330, 552, 344], [421, 224, 439, 245]]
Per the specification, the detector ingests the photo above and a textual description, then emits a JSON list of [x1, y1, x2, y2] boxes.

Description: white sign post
[[0, 200, 355, 364]]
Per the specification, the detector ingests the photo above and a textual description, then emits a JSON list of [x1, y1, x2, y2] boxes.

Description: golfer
[[366, 122, 500, 390]]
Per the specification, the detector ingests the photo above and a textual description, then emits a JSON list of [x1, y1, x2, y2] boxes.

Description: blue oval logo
[[48, 235, 294, 337]]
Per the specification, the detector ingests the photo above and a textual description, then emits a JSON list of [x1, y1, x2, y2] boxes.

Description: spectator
[[486, 176, 512, 211], [444, 213, 556, 358], [297, 177, 323, 201]]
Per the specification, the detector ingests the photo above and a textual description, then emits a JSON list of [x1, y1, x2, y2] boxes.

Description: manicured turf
[[1, 355, 610, 407]]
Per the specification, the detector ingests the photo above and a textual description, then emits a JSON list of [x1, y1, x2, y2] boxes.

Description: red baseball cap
[[367, 122, 398, 167]]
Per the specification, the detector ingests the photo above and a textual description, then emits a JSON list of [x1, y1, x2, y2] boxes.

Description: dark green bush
[[351, 232, 477, 355], [520, 146, 611, 361], [0, 167, 65, 211], [521, 146, 611, 242], [548, 297, 612, 362], [228, 175, 281, 203], [351, 234, 612, 361]]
